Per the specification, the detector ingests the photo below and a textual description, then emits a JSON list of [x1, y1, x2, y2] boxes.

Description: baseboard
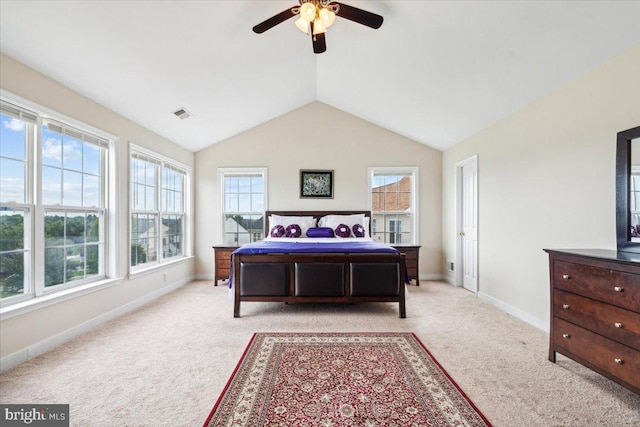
[[0, 276, 193, 372], [419, 274, 446, 282], [194, 274, 214, 281], [477, 291, 549, 333]]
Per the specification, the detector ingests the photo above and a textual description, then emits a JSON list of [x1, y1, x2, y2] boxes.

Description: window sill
[[0, 276, 124, 321], [128, 255, 194, 279]]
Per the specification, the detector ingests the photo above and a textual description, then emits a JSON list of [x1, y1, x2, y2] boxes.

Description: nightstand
[[212, 246, 237, 286], [392, 245, 421, 286]]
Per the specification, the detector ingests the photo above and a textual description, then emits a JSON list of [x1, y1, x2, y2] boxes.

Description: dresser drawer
[[553, 260, 640, 311], [553, 317, 639, 389], [554, 289, 640, 351]]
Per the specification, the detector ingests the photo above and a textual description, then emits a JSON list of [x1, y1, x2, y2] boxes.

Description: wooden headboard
[[264, 210, 371, 235]]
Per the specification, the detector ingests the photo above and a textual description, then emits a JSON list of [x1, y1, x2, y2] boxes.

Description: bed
[[231, 210, 406, 318]]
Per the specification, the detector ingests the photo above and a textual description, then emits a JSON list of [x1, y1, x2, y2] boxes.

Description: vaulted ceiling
[[1, 1, 639, 152]]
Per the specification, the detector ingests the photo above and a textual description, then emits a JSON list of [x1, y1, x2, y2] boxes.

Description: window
[[219, 168, 267, 246], [130, 146, 188, 270], [1, 97, 112, 306], [42, 121, 107, 287], [368, 167, 418, 245]]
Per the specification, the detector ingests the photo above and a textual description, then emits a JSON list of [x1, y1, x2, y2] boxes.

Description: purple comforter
[[232, 240, 400, 255]]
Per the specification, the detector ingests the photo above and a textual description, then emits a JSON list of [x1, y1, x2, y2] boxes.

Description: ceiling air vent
[[172, 108, 191, 120]]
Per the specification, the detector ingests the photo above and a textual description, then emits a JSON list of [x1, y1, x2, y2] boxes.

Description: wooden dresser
[[393, 245, 421, 286], [212, 246, 237, 285], [545, 249, 639, 394]]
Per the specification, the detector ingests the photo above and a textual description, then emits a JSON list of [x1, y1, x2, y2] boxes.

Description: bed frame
[[233, 210, 406, 318]]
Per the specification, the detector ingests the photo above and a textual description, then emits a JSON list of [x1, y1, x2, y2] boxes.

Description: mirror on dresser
[[616, 125, 640, 252]]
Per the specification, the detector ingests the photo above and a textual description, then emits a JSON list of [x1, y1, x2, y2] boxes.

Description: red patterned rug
[[203, 333, 492, 427]]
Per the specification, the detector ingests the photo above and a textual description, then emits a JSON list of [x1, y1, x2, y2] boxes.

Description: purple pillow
[[352, 223, 365, 238], [334, 224, 351, 238], [270, 225, 285, 237], [306, 227, 335, 238], [285, 224, 302, 238]]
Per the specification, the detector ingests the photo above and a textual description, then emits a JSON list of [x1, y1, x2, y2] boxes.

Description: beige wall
[[195, 101, 443, 280], [0, 53, 195, 361], [442, 44, 640, 330]]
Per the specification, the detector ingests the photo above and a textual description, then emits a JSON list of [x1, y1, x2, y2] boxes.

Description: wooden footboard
[[233, 252, 406, 318]]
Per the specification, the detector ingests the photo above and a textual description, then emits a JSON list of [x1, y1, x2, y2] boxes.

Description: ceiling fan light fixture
[[299, 2, 316, 23], [312, 18, 326, 35], [319, 7, 336, 28], [295, 17, 310, 33]]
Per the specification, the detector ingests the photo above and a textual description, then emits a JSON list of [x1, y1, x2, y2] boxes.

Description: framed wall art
[[300, 170, 334, 199]]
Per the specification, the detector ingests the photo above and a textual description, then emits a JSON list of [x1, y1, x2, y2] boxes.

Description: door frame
[[455, 155, 478, 292]]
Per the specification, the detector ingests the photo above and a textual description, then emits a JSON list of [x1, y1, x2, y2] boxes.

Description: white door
[[459, 157, 478, 292]]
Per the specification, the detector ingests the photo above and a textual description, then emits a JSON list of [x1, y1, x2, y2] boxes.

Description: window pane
[[42, 166, 62, 205], [238, 194, 251, 212], [0, 113, 27, 159], [251, 176, 263, 192], [86, 244, 99, 276], [63, 137, 83, 172], [44, 212, 65, 247], [66, 246, 85, 282], [66, 213, 85, 244], [63, 170, 83, 206], [131, 213, 157, 266], [83, 143, 101, 175], [162, 214, 183, 258], [0, 209, 25, 251], [41, 128, 62, 167], [0, 252, 25, 298], [226, 194, 239, 212], [145, 186, 156, 210], [0, 157, 26, 203], [86, 213, 100, 243], [45, 247, 65, 287], [145, 162, 156, 186], [83, 175, 100, 207], [251, 194, 263, 212], [225, 176, 238, 193]]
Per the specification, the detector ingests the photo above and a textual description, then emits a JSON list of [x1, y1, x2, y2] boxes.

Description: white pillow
[[318, 214, 369, 238], [268, 215, 316, 238]]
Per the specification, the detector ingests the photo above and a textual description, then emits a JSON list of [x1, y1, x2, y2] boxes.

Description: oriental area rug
[[203, 332, 492, 427]]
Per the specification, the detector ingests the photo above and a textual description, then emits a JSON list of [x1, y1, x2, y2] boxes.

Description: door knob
[[459, 231, 466, 236]]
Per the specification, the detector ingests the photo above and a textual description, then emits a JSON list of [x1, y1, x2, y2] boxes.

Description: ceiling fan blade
[[334, 2, 383, 29], [252, 8, 296, 34], [312, 32, 327, 54]]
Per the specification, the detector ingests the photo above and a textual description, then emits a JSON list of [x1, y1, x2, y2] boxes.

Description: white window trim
[[0, 89, 121, 309], [367, 166, 419, 245], [217, 167, 268, 245], [129, 143, 192, 275]]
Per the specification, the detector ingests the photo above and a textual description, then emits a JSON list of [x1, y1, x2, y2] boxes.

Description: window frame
[[218, 168, 268, 246], [1, 91, 118, 309], [129, 144, 191, 273], [367, 166, 419, 246]]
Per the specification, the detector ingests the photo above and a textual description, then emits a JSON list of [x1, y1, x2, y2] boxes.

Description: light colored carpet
[[0, 281, 638, 426]]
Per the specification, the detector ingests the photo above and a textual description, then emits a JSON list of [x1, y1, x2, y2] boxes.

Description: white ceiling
[[1, 1, 639, 152]]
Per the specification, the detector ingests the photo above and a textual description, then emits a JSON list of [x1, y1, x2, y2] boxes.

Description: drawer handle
[[562, 274, 570, 280], [562, 304, 570, 310], [614, 358, 623, 365], [562, 333, 570, 339], [613, 286, 624, 292], [614, 322, 623, 328]]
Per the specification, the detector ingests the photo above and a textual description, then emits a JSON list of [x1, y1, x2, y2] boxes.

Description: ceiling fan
[[252, 1, 383, 54]]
